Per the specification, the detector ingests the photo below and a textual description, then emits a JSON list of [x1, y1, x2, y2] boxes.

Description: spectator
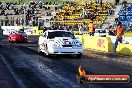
[[10, 18, 14, 26], [43, 27, 47, 32], [122, 1, 127, 8], [113, 22, 124, 52], [112, 18, 120, 33], [79, 24, 84, 35], [1, 9, 5, 15], [20, 18, 24, 26], [88, 20, 95, 36], [98, 0, 102, 7], [14, 8, 19, 15], [115, 0, 120, 5], [29, 20, 33, 26]]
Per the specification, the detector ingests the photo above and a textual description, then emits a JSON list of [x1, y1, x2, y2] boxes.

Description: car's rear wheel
[[76, 54, 82, 58], [24, 39, 28, 43]]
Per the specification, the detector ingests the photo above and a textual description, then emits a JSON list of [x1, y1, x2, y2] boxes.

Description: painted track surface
[[0, 36, 132, 88]]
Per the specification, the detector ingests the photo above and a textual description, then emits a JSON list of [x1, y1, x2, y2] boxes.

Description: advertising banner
[[1, 26, 20, 35]]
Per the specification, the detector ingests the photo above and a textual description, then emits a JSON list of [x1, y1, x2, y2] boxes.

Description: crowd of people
[[118, 2, 132, 29], [51, 1, 114, 31], [0, 1, 59, 26]]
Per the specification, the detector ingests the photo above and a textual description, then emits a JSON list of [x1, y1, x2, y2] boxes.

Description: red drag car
[[8, 30, 28, 43]]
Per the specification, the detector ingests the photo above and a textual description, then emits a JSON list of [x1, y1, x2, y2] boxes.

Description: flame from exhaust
[[78, 66, 86, 76]]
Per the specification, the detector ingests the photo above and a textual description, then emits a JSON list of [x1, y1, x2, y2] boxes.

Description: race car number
[[41, 43, 47, 50]]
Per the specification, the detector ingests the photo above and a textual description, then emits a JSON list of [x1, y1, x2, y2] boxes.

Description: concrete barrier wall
[[116, 44, 132, 55], [75, 35, 113, 52], [125, 32, 132, 37], [75, 34, 132, 55], [83, 36, 113, 52]]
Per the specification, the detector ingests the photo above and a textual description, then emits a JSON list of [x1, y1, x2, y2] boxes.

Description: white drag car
[[38, 30, 83, 58]]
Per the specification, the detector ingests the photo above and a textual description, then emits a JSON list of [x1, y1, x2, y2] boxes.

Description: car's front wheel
[[38, 46, 42, 55], [8, 37, 11, 42], [9, 37, 14, 43]]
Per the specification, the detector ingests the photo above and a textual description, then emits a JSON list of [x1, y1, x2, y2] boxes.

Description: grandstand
[[50, 1, 114, 30], [0, 1, 59, 26], [118, 3, 132, 29]]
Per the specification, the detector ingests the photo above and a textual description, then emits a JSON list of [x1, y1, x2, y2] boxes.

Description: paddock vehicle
[[38, 30, 83, 58]]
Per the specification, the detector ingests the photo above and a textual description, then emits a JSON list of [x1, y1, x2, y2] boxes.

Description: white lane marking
[[0, 54, 26, 88]]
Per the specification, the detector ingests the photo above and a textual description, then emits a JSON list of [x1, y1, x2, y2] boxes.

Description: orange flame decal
[[78, 66, 86, 76]]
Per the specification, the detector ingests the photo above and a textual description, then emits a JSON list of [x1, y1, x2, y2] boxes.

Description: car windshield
[[17, 30, 24, 34], [48, 31, 76, 39]]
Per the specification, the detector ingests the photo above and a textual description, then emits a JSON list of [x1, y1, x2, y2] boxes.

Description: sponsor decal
[[41, 43, 47, 50], [24, 27, 36, 35], [2, 27, 19, 35], [63, 39, 71, 45], [97, 39, 105, 48]]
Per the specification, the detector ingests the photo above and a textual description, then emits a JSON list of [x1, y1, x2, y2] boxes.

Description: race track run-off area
[[0, 36, 132, 88]]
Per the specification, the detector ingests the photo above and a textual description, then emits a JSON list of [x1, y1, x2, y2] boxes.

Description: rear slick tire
[[76, 54, 82, 59]]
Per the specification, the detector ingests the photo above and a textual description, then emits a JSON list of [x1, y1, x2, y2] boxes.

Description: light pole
[[24, 3, 26, 26]]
